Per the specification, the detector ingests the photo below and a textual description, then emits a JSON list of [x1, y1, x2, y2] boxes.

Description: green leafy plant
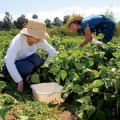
[[0, 81, 7, 92]]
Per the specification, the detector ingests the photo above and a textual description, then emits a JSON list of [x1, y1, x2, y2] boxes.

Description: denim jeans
[[103, 21, 115, 43], [101, 16, 116, 43], [2, 53, 43, 79]]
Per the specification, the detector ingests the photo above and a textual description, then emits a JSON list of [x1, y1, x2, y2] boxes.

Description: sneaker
[[90, 38, 104, 45]]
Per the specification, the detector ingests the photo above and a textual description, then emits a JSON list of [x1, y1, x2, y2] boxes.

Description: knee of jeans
[[34, 55, 43, 67], [20, 64, 34, 75]]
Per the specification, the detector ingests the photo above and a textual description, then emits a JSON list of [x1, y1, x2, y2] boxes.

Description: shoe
[[90, 38, 104, 45]]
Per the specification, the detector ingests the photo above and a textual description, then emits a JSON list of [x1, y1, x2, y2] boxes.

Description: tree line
[[0, 12, 69, 30], [0, 10, 120, 37]]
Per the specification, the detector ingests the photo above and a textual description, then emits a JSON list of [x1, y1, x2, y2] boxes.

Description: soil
[[5, 110, 79, 120], [61, 110, 79, 120]]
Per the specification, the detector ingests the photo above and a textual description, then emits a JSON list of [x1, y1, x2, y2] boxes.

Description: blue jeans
[[103, 21, 115, 43], [2, 54, 43, 79], [101, 16, 116, 43]]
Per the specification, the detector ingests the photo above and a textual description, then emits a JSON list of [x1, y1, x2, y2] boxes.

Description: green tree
[[32, 14, 38, 19], [53, 17, 63, 26], [63, 15, 69, 24], [0, 21, 3, 30], [105, 8, 115, 21], [14, 15, 28, 29], [115, 21, 120, 36], [45, 19, 52, 28], [2, 12, 12, 30]]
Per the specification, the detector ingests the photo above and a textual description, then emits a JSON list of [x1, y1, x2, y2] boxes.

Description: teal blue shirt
[[80, 15, 108, 35], [79, 15, 115, 42]]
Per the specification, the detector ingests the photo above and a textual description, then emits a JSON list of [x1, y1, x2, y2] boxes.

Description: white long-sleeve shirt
[[5, 33, 57, 83]]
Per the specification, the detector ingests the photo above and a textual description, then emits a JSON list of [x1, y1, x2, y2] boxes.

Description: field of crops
[[0, 29, 120, 120]]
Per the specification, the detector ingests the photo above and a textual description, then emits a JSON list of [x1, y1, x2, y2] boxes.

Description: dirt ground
[[4, 110, 79, 120], [62, 110, 79, 120]]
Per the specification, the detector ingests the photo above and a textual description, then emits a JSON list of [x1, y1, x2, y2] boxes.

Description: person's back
[[66, 15, 115, 47], [81, 15, 106, 33]]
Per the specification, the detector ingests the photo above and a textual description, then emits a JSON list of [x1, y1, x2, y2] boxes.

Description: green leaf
[[49, 64, 60, 74], [75, 63, 84, 70], [59, 70, 67, 81], [78, 112, 84, 120], [86, 105, 96, 119], [0, 106, 12, 119], [104, 93, 115, 101], [95, 110, 106, 120], [116, 96, 120, 115], [0, 73, 4, 77], [30, 74, 40, 83], [99, 52, 105, 58], [69, 70, 79, 81], [93, 80, 104, 87], [103, 78, 113, 89], [113, 51, 120, 59], [92, 88, 99, 93], [55, 74, 61, 84], [116, 61, 120, 69], [83, 83, 94, 92], [63, 82, 73, 91], [115, 79, 120, 94], [99, 66, 110, 78], [71, 49, 83, 58], [83, 58, 94, 67], [82, 68, 91, 74], [97, 98, 104, 109], [72, 84, 84, 93], [0, 81, 6, 92], [91, 70, 99, 79], [59, 52, 68, 60], [76, 96, 91, 104]]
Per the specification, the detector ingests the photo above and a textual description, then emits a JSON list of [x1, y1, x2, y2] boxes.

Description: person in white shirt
[[2, 19, 57, 92]]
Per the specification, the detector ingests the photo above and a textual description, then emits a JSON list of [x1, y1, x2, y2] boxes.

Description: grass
[[1, 29, 120, 119], [0, 80, 64, 120]]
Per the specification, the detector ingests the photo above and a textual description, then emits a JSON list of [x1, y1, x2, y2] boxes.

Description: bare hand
[[17, 80, 24, 92]]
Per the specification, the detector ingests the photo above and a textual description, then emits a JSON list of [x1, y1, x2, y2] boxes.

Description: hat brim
[[21, 28, 50, 40], [65, 16, 83, 32]]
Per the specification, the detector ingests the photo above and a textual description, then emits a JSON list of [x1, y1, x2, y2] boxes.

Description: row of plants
[[0, 30, 64, 120], [37, 36, 120, 119], [0, 29, 120, 119]]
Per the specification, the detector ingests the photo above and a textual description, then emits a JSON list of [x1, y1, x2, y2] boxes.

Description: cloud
[[0, 13, 5, 21], [27, 6, 120, 22], [0, 6, 120, 22], [25, 11, 64, 21]]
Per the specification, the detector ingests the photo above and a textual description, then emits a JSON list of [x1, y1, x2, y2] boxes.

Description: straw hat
[[21, 19, 50, 39], [65, 15, 83, 31]]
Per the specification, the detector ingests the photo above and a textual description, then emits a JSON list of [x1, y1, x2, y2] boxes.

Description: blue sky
[[0, 0, 120, 21]]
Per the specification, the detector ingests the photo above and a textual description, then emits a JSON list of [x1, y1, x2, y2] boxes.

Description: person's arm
[[77, 25, 93, 47], [17, 81, 24, 92], [5, 35, 24, 92], [39, 39, 57, 65]]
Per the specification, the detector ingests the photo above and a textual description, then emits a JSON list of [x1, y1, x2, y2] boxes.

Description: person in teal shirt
[[66, 15, 115, 48]]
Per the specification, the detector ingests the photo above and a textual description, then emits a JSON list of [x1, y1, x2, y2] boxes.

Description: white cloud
[[0, 13, 5, 21], [25, 11, 64, 21], [0, 6, 120, 22], [30, 6, 120, 22]]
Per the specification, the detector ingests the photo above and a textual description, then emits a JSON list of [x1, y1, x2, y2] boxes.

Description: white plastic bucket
[[30, 82, 64, 104]]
